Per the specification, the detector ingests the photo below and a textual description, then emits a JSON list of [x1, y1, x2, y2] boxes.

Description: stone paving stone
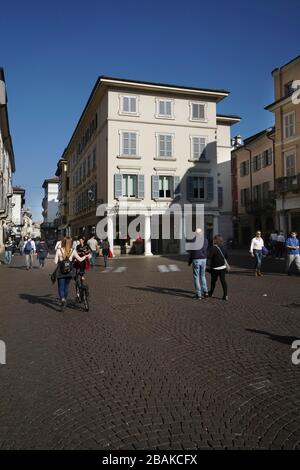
[[0, 252, 300, 449]]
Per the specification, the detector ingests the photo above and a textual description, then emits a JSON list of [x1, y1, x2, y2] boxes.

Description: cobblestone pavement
[[1, 252, 300, 450]]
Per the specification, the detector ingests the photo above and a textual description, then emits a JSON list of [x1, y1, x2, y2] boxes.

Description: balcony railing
[[245, 194, 276, 214], [276, 174, 300, 193]]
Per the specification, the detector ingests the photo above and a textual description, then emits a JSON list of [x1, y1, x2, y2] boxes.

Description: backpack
[[60, 257, 72, 274], [24, 240, 32, 254]]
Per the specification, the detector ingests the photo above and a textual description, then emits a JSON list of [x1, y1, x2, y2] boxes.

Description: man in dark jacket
[[188, 228, 209, 299]]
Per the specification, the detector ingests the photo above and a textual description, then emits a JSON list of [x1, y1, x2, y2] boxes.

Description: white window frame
[[119, 94, 139, 116], [156, 133, 174, 159], [192, 176, 206, 200], [158, 175, 173, 199], [189, 101, 207, 122], [155, 98, 174, 119], [284, 151, 296, 177], [121, 174, 138, 198], [283, 111, 296, 139], [119, 130, 139, 158], [190, 135, 207, 161]]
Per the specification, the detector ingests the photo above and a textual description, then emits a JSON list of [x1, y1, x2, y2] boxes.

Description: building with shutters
[[231, 128, 276, 246], [60, 76, 240, 255], [265, 55, 300, 235], [0, 67, 15, 253]]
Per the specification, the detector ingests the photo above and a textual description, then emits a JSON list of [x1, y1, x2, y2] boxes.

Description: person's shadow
[[246, 328, 299, 346], [19, 293, 61, 312], [127, 285, 194, 299]]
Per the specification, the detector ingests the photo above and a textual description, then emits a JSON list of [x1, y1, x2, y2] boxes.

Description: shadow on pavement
[[246, 328, 299, 345], [127, 285, 194, 299], [19, 293, 61, 312]]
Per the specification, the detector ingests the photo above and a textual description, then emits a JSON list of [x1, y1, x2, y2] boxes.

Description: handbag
[[262, 246, 269, 256], [50, 266, 58, 284], [216, 245, 231, 272]]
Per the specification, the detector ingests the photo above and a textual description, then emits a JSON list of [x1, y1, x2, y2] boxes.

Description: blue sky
[[1, 0, 299, 220]]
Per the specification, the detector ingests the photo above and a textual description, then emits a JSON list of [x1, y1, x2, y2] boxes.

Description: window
[[262, 182, 270, 200], [192, 177, 205, 199], [156, 99, 173, 118], [121, 132, 137, 156], [190, 102, 206, 121], [241, 188, 250, 207], [284, 81, 294, 96], [159, 176, 172, 198], [83, 160, 86, 180], [92, 148, 96, 168], [192, 137, 206, 160], [262, 148, 272, 167], [240, 160, 250, 177], [253, 155, 262, 172], [285, 152, 296, 177], [87, 155, 91, 174], [158, 134, 173, 158], [253, 185, 262, 201], [122, 174, 138, 198], [283, 112, 296, 139], [121, 95, 137, 114]]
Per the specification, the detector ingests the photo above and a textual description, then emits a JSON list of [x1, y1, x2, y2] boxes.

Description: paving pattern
[[0, 251, 300, 449]]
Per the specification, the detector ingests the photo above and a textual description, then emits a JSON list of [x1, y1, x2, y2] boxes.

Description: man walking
[[285, 231, 300, 275], [87, 235, 99, 268], [4, 237, 14, 265], [22, 236, 36, 270], [188, 228, 209, 299]]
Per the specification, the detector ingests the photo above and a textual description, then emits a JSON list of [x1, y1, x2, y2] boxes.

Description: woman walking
[[54, 237, 90, 311], [250, 230, 265, 276], [208, 235, 229, 301]]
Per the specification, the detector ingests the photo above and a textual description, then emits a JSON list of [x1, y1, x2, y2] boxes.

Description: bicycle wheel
[[82, 290, 89, 312]]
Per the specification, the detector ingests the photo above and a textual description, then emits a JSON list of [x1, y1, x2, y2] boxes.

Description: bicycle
[[74, 269, 90, 311]]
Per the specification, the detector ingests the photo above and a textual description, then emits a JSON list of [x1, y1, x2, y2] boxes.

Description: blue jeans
[[90, 250, 96, 267], [192, 259, 208, 296], [58, 278, 71, 300], [254, 250, 263, 272], [4, 251, 12, 265]]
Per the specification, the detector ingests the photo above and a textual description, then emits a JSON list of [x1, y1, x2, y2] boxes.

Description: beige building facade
[[60, 77, 240, 255], [232, 128, 276, 246], [265, 55, 300, 234]]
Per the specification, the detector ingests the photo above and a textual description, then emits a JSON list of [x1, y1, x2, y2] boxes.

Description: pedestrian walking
[[76, 237, 90, 279], [36, 239, 49, 268], [87, 235, 99, 267], [4, 237, 14, 265], [285, 231, 300, 275], [72, 236, 79, 251], [276, 231, 285, 260], [54, 237, 90, 311], [250, 231, 265, 276], [188, 228, 209, 299], [22, 237, 36, 270], [208, 235, 229, 301], [100, 239, 110, 268]]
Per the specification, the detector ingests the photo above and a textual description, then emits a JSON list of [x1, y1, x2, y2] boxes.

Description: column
[[213, 215, 219, 236], [279, 211, 287, 235], [179, 215, 186, 254], [107, 214, 114, 256], [144, 214, 153, 256]]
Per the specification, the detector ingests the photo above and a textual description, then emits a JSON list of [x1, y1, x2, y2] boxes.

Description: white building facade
[[66, 77, 240, 255], [0, 68, 15, 252]]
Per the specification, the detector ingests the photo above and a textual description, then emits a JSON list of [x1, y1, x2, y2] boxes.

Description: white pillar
[[213, 215, 219, 236], [180, 215, 186, 254], [107, 214, 114, 256], [144, 214, 153, 256]]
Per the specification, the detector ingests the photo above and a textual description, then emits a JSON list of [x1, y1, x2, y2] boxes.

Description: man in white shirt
[[250, 231, 265, 276], [22, 237, 36, 270], [87, 235, 99, 267]]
